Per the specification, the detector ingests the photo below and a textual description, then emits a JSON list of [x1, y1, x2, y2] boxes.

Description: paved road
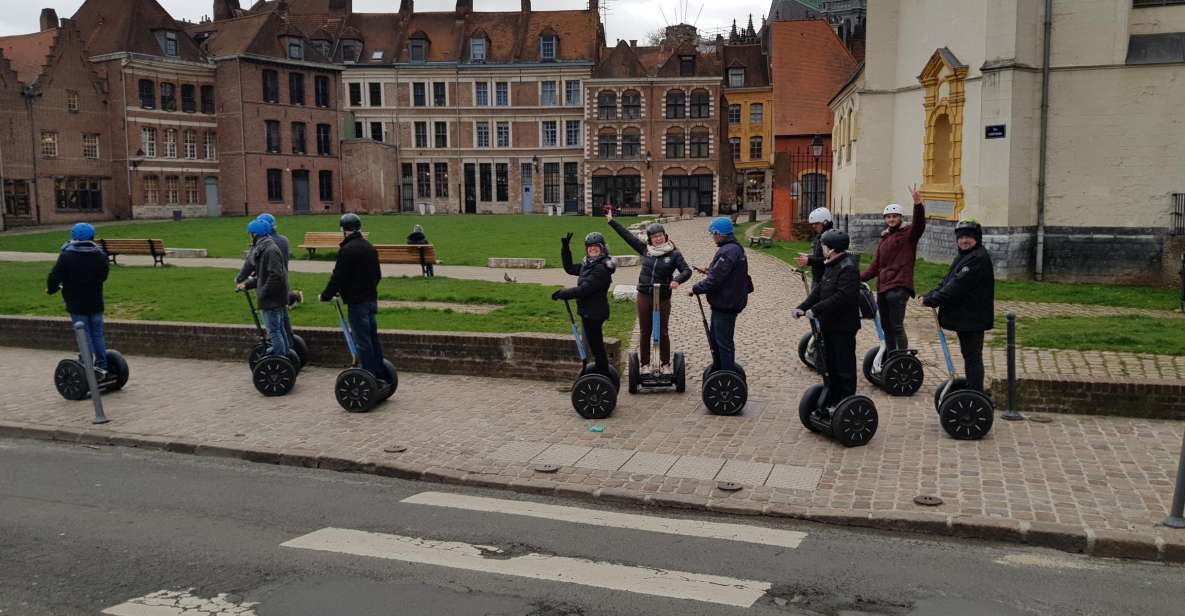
[[2, 439, 1180, 616]]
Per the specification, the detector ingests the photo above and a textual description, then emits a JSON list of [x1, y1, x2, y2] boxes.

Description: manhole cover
[[383, 445, 408, 454], [534, 464, 560, 474], [914, 495, 944, 507], [1028, 415, 1054, 423], [717, 482, 744, 492]]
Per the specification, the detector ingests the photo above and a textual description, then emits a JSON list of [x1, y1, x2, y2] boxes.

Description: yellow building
[[722, 44, 774, 211]]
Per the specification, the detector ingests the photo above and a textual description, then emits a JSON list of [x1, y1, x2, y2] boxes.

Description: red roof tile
[[769, 20, 856, 136]]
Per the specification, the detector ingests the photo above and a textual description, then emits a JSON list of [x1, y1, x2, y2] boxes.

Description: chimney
[[214, 0, 241, 21], [399, 0, 413, 13], [589, 0, 599, 11], [456, 0, 471, 16], [629, 39, 637, 48], [39, 8, 58, 31], [521, 0, 531, 12]]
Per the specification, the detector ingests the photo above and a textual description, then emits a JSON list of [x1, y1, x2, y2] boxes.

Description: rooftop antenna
[[693, 4, 703, 27], [658, 3, 670, 27]]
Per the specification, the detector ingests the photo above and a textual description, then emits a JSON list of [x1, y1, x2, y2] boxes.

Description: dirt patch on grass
[[377, 300, 502, 315]]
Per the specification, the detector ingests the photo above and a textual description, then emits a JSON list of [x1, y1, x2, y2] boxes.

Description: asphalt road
[[1, 438, 1181, 616]]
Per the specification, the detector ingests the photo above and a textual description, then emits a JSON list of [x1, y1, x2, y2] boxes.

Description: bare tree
[[644, 27, 666, 46]]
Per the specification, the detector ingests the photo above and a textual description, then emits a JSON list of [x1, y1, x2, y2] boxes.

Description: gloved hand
[[551, 290, 563, 301], [791, 308, 805, 319], [561, 232, 573, 246], [805, 309, 815, 320]]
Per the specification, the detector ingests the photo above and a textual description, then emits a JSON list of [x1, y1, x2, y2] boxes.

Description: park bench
[[375, 244, 439, 274], [98, 238, 166, 266], [749, 227, 775, 248], [298, 231, 368, 258]]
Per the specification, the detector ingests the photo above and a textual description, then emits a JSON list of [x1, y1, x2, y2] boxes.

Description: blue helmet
[[257, 213, 276, 228], [247, 218, 273, 237], [70, 223, 96, 242], [707, 217, 733, 236]]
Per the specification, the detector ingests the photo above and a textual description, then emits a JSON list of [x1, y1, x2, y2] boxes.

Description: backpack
[[858, 283, 877, 319]]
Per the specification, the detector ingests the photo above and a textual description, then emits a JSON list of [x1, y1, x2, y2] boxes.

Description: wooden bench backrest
[[98, 238, 164, 253], [760, 227, 775, 238], [374, 244, 438, 264], [300, 231, 368, 246]]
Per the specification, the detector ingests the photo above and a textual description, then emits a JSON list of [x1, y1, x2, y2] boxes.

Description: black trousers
[[582, 317, 609, 375], [957, 330, 986, 392], [877, 288, 911, 351], [822, 330, 857, 408]]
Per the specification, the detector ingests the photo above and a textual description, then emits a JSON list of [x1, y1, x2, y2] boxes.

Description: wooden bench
[[298, 231, 368, 258], [375, 244, 439, 276], [98, 238, 166, 266], [749, 227, 775, 248]]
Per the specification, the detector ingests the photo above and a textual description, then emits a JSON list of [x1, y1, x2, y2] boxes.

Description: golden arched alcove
[[918, 47, 967, 220]]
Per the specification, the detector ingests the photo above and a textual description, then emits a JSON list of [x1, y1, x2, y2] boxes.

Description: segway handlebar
[[333, 298, 360, 364], [695, 293, 719, 362], [563, 299, 588, 362], [650, 283, 662, 346], [931, 308, 956, 376], [792, 267, 811, 294], [237, 285, 264, 333]]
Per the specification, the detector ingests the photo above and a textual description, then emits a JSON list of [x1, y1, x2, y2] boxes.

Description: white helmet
[[883, 203, 905, 217], [808, 207, 832, 225]]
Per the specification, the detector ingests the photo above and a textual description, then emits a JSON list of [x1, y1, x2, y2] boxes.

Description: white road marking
[[103, 589, 257, 615], [282, 527, 772, 608], [401, 491, 807, 549], [993, 553, 1105, 571]]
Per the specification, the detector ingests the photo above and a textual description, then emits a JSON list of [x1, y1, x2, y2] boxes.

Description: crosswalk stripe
[[103, 589, 258, 615], [282, 527, 773, 608], [401, 491, 807, 549]]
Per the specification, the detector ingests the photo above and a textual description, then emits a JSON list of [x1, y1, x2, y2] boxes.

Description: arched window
[[622, 128, 641, 158], [597, 128, 618, 159], [597, 91, 617, 120], [665, 90, 685, 119], [622, 90, 641, 119], [802, 173, 828, 211], [690, 128, 709, 158], [665, 127, 685, 158], [689, 89, 710, 119]]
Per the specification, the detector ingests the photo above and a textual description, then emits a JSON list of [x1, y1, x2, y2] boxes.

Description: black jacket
[[923, 244, 995, 332], [320, 232, 382, 305], [47, 241, 109, 315], [407, 231, 428, 245], [556, 242, 615, 321], [244, 235, 289, 311], [607, 220, 691, 300], [804, 221, 833, 287], [798, 252, 861, 334], [692, 237, 750, 314]]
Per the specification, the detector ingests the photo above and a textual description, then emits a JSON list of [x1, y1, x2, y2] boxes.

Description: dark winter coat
[[320, 231, 382, 305], [557, 242, 616, 321], [861, 201, 926, 294], [922, 244, 995, 332], [242, 235, 289, 311], [236, 233, 290, 284], [607, 219, 691, 300], [407, 231, 428, 245], [692, 237, 750, 314], [799, 252, 861, 334], [47, 241, 109, 315], [804, 221, 834, 286]]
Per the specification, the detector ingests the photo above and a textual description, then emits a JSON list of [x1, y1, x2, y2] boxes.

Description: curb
[[4, 422, 1181, 564]]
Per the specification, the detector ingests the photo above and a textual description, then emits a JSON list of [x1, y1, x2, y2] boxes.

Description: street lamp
[[809, 135, 824, 213]]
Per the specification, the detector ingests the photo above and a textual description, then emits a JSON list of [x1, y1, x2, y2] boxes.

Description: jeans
[[261, 308, 290, 358], [710, 310, 737, 372], [822, 330, 857, 407], [69, 312, 107, 369], [581, 317, 610, 375], [877, 288, 911, 351], [957, 330, 986, 392], [348, 301, 386, 379], [636, 293, 671, 366], [422, 263, 435, 277], [282, 309, 295, 345]]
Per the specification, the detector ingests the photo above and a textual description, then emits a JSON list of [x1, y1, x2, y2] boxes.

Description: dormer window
[[341, 41, 361, 63], [286, 38, 304, 60], [371, 50, 384, 61], [728, 68, 744, 88], [470, 38, 486, 63], [679, 55, 695, 77], [313, 40, 331, 58], [410, 35, 428, 63], [156, 30, 179, 57], [540, 35, 557, 61]]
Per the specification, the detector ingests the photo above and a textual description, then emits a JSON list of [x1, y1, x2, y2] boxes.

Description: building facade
[[721, 43, 773, 212]]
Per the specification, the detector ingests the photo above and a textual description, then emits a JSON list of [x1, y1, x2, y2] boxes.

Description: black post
[[1002, 312, 1024, 421], [1179, 254, 1184, 314], [1166, 426, 1185, 528]]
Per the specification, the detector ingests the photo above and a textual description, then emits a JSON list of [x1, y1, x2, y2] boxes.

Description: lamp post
[[810, 135, 824, 216]]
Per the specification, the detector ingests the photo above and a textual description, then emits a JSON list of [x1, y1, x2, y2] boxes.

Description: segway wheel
[[627, 352, 640, 395], [286, 350, 303, 375], [798, 332, 818, 371], [291, 334, 309, 368], [378, 359, 398, 401], [571, 374, 617, 419], [702, 370, 746, 416], [933, 377, 969, 412], [734, 362, 746, 381], [336, 368, 379, 412], [104, 350, 130, 391], [673, 352, 686, 393], [832, 395, 879, 447], [53, 359, 89, 401], [939, 390, 995, 440], [248, 342, 269, 371], [882, 354, 924, 397], [862, 347, 880, 386], [253, 356, 296, 397], [798, 384, 825, 433], [606, 364, 621, 391]]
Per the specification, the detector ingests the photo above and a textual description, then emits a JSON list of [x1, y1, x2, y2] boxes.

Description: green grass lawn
[[993, 315, 1185, 356], [0, 262, 636, 342], [0, 214, 649, 267]]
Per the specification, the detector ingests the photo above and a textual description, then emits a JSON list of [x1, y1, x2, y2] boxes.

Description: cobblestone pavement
[[4, 217, 1183, 542]]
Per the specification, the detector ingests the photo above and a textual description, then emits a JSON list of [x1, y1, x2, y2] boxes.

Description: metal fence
[[786, 149, 833, 221], [1173, 193, 1185, 235]]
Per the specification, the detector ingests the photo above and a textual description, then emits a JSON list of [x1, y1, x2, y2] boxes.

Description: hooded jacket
[[557, 241, 616, 321], [244, 235, 289, 311], [320, 231, 382, 305], [47, 241, 109, 315], [799, 252, 861, 334], [692, 236, 750, 314], [607, 219, 691, 300], [861, 201, 926, 294], [236, 232, 290, 284], [922, 244, 995, 332]]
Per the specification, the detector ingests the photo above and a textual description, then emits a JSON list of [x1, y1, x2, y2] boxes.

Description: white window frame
[[412, 82, 427, 107], [433, 120, 449, 148], [565, 120, 581, 147], [66, 90, 80, 112], [564, 80, 581, 106], [204, 132, 217, 160], [431, 81, 448, 107], [183, 130, 197, 159], [165, 176, 179, 204], [40, 131, 58, 158], [495, 121, 510, 148], [470, 38, 486, 62], [540, 35, 557, 61], [164, 129, 177, 159], [142, 128, 157, 158], [540, 81, 558, 107], [475, 121, 490, 148], [82, 133, 100, 160], [414, 121, 428, 148], [541, 120, 558, 147], [474, 82, 490, 107], [728, 68, 744, 88], [495, 82, 510, 107]]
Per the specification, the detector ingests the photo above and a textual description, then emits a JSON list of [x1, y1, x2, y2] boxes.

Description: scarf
[[646, 241, 675, 258]]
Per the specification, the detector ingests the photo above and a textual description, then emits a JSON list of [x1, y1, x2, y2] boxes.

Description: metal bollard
[[73, 322, 109, 424], [1002, 312, 1024, 421], [1179, 254, 1184, 314], [1166, 426, 1185, 528]]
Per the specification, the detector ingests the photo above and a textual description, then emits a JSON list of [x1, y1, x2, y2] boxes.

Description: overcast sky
[[0, 0, 773, 43]]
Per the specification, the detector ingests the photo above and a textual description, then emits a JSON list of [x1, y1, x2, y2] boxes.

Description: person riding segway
[[794, 208, 832, 373], [553, 231, 619, 417], [861, 282, 925, 396], [236, 214, 307, 366], [237, 217, 300, 396], [861, 186, 926, 362], [690, 217, 752, 416]]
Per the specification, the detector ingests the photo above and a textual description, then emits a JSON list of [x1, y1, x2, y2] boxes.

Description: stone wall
[[132, 204, 208, 220], [989, 376, 1185, 421], [0, 316, 620, 382]]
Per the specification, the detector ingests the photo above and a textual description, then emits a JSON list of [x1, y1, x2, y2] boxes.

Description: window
[[666, 90, 685, 119], [164, 32, 178, 57], [470, 38, 486, 62], [622, 129, 640, 158], [434, 162, 449, 198], [543, 162, 560, 203], [496, 121, 510, 148], [341, 41, 361, 62], [66, 90, 79, 112], [289, 73, 305, 105], [434, 121, 447, 148], [496, 163, 509, 201], [728, 104, 741, 124], [319, 170, 333, 201], [292, 122, 307, 153], [476, 121, 490, 148], [540, 35, 557, 61], [729, 137, 740, 161], [622, 91, 641, 119], [267, 169, 283, 201], [679, 55, 695, 77], [139, 79, 155, 108], [433, 82, 446, 106], [689, 130, 709, 158], [165, 176, 179, 204], [540, 81, 558, 106], [479, 163, 492, 201], [662, 175, 713, 211], [415, 163, 431, 198], [690, 89, 710, 118], [205, 132, 216, 159], [3, 180, 31, 217], [565, 80, 581, 106], [728, 68, 744, 88], [475, 82, 489, 106], [164, 129, 177, 158], [180, 84, 195, 112], [750, 103, 763, 125], [316, 123, 332, 155], [142, 128, 157, 158], [348, 82, 362, 107], [161, 82, 176, 111], [410, 38, 427, 63], [83, 133, 100, 160], [262, 71, 279, 103], [184, 130, 197, 159], [265, 121, 280, 153], [367, 82, 381, 107], [55, 177, 103, 210], [597, 91, 616, 119], [144, 176, 159, 204], [414, 121, 427, 148], [401, 163, 414, 210], [591, 175, 640, 211], [412, 82, 426, 106], [314, 76, 330, 107], [565, 120, 581, 147], [802, 172, 827, 210], [288, 39, 304, 60], [184, 176, 199, 204], [542, 120, 557, 147], [495, 82, 509, 106], [597, 129, 617, 159], [201, 85, 215, 113], [367, 121, 381, 142], [665, 129, 684, 158], [749, 136, 763, 160], [353, 122, 363, 139]]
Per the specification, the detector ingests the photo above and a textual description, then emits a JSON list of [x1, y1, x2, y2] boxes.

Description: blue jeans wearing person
[[70, 312, 107, 370], [710, 310, 737, 373], [261, 308, 290, 358], [347, 301, 386, 379]]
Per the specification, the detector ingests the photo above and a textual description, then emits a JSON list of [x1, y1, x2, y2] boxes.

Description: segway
[[793, 268, 821, 372], [695, 295, 747, 416], [931, 309, 994, 440], [861, 284, 924, 396], [798, 317, 879, 447], [239, 289, 299, 397], [627, 283, 686, 394], [564, 299, 618, 419], [53, 347, 129, 401], [332, 298, 398, 412]]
